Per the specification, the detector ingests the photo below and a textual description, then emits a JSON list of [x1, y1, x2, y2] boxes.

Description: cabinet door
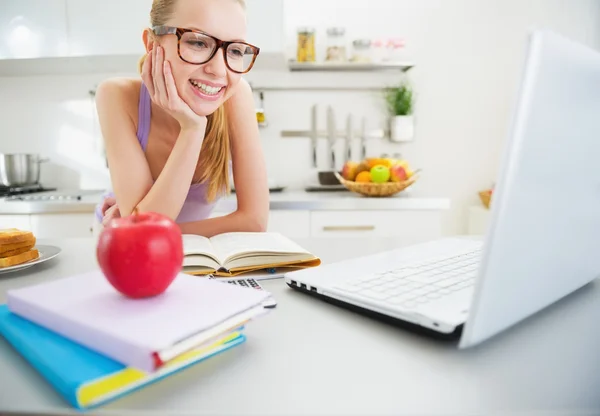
[[30, 213, 94, 238], [310, 210, 443, 244], [210, 210, 310, 238], [266, 210, 310, 238], [467, 206, 491, 235], [0, 0, 68, 59], [0, 215, 32, 231], [65, 0, 149, 56], [245, 0, 283, 54]]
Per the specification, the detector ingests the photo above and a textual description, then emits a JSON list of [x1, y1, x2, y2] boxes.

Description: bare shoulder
[[236, 77, 253, 95], [224, 78, 254, 118], [95, 77, 142, 123]]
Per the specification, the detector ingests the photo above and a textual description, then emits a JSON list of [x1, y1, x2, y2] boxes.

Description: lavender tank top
[[95, 82, 220, 224]]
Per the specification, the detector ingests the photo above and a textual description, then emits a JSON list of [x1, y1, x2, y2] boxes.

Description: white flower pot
[[390, 115, 414, 142]]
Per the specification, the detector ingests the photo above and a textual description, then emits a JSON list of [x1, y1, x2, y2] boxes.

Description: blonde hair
[[137, 0, 245, 202]]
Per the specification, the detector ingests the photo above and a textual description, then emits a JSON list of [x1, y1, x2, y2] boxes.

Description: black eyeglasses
[[152, 25, 260, 74]]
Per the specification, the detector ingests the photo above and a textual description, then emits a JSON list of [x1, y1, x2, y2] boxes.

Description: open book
[[182, 232, 321, 276]]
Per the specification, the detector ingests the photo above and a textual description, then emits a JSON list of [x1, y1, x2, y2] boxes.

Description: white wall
[[0, 0, 599, 235], [279, 0, 600, 235]]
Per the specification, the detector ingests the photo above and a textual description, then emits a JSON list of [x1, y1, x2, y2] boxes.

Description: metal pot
[[0, 154, 49, 187], [318, 170, 342, 185]]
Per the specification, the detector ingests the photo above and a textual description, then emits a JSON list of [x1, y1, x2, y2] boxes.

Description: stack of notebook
[[0, 270, 274, 409]]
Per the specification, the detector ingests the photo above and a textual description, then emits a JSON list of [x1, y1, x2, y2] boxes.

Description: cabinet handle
[[322, 225, 375, 231]]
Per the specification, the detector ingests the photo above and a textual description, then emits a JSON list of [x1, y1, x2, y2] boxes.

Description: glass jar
[[387, 38, 406, 62], [325, 27, 347, 62], [351, 39, 372, 63], [371, 39, 386, 62], [296, 27, 316, 62]]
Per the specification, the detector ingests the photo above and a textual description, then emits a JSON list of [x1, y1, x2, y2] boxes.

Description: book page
[[225, 253, 319, 271], [183, 255, 220, 271], [182, 234, 221, 265], [209, 232, 311, 266]]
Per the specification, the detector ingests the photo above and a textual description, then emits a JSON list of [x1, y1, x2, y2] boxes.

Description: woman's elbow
[[250, 216, 268, 232], [241, 211, 268, 232]]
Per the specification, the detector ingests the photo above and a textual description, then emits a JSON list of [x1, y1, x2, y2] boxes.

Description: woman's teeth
[[189, 80, 222, 95]]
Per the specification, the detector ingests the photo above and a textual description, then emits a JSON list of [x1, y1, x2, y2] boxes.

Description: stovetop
[[0, 184, 82, 201], [0, 184, 57, 197]]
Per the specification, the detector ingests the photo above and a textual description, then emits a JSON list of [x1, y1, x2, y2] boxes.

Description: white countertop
[[0, 189, 451, 215], [0, 237, 598, 415], [217, 190, 451, 211]]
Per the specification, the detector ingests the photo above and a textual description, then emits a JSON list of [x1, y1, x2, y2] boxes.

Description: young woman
[[93, 0, 269, 237]]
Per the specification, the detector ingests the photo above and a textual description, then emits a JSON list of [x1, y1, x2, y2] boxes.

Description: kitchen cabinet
[[0, 213, 93, 238], [0, 0, 284, 76], [65, 0, 284, 57], [0, 0, 68, 59], [266, 210, 310, 237], [210, 210, 311, 238], [0, 194, 448, 241], [210, 209, 444, 242], [245, 0, 284, 54], [309, 210, 443, 244], [0, 0, 283, 59], [0, 215, 33, 232], [65, 0, 149, 57], [467, 205, 491, 235], [30, 213, 94, 239]]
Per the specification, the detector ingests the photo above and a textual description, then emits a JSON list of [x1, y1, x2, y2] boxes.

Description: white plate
[[0, 245, 62, 274]]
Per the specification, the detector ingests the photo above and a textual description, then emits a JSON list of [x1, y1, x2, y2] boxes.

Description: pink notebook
[[7, 270, 272, 372]]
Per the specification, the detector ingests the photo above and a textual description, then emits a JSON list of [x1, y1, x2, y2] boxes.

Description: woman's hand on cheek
[[141, 45, 208, 133]]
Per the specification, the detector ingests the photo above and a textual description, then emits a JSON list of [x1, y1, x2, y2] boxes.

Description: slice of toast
[[0, 249, 39, 268], [0, 238, 36, 257], [0, 229, 35, 245]]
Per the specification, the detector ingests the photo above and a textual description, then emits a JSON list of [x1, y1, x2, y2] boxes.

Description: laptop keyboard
[[333, 248, 481, 310]]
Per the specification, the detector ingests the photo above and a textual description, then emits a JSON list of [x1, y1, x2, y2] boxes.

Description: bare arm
[[178, 79, 270, 236], [96, 46, 207, 219], [95, 79, 154, 217]]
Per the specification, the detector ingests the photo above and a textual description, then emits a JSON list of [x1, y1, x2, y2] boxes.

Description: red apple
[[341, 161, 359, 180], [390, 164, 408, 182], [96, 209, 183, 299]]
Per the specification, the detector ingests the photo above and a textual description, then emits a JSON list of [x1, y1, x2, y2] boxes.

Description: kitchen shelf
[[0, 54, 141, 77], [288, 60, 414, 72]]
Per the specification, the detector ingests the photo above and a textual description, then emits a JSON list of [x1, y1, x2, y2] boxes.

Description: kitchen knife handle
[[310, 104, 318, 168], [327, 106, 336, 169], [346, 114, 353, 162], [360, 117, 367, 159]]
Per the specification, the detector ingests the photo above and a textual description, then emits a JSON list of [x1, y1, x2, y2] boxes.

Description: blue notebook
[[0, 304, 246, 410]]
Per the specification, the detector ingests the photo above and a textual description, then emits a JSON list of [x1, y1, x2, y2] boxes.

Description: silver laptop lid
[[460, 30, 600, 348]]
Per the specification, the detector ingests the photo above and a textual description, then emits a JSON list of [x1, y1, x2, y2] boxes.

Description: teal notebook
[[0, 304, 246, 410]]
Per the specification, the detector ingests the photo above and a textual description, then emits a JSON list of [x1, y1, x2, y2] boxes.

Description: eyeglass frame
[[151, 25, 260, 74]]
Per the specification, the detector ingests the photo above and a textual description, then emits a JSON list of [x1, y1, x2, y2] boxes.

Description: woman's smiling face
[[148, 0, 249, 116]]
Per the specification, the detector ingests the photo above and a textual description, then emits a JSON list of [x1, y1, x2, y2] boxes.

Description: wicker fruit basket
[[479, 190, 492, 209], [334, 171, 418, 197]]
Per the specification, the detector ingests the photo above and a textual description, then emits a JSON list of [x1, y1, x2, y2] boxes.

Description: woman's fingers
[[141, 49, 155, 96], [164, 61, 179, 110], [152, 46, 159, 101], [102, 204, 121, 226], [154, 46, 169, 107], [102, 208, 113, 226], [100, 196, 116, 215]]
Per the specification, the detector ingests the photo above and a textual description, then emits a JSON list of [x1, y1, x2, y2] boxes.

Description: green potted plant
[[384, 82, 414, 142]]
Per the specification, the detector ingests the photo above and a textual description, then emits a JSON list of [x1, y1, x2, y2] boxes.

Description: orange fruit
[[355, 171, 371, 182], [365, 158, 392, 169]]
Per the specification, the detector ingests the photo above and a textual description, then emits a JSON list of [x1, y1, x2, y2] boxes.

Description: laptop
[[284, 29, 600, 349]]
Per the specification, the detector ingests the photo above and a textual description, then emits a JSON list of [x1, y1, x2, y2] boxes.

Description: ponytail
[[196, 105, 231, 202]]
